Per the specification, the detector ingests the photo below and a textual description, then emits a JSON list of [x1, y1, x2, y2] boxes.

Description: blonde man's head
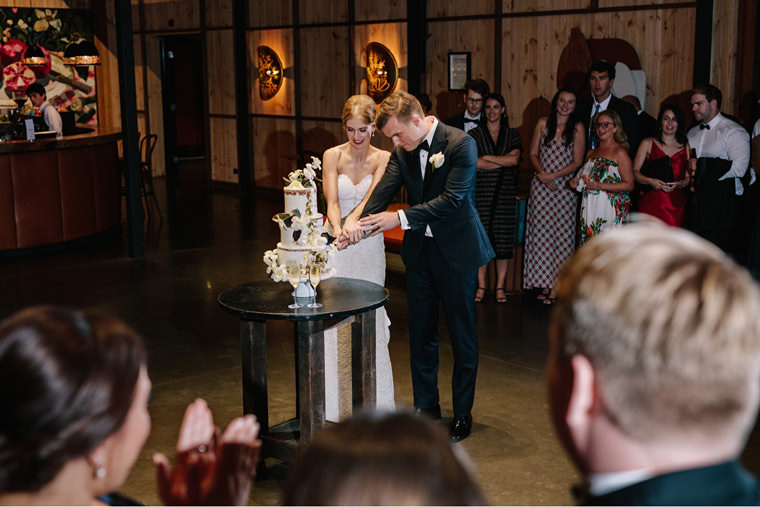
[[552, 222, 760, 445], [376, 90, 425, 129]]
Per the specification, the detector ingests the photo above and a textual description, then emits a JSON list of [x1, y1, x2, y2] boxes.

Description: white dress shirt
[[687, 113, 751, 195], [40, 100, 62, 138], [397, 117, 438, 237], [588, 469, 654, 497], [591, 93, 612, 117]]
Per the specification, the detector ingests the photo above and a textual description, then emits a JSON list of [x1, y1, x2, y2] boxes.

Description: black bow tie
[[700, 123, 710, 130], [464, 118, 479, 124], [416, 140, 430, 152]]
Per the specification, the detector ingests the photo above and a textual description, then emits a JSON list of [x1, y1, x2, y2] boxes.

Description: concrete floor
[[2, 169, 760, 505]]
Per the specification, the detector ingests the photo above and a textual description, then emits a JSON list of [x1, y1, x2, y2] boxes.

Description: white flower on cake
[[429, 152, 445, 170]]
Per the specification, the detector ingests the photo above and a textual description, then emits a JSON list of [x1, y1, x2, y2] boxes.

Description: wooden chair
[[139, 134, 162, 224]]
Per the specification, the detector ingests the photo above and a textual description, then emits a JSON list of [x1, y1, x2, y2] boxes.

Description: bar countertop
[[0, 125, 122, 153]]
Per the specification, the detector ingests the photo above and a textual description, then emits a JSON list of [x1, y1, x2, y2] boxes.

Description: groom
[[359, 90, 494, 442]]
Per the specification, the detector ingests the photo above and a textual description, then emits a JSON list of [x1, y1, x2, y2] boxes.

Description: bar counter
[[0, 126, 123, 252]]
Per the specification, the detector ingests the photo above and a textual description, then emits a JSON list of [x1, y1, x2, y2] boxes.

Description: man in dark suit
[[444, 78, 489, 133], [579, 60, 640, 157], [359, 90, 494, 442], [548, 222, 760, 505], [622, 94, 658, 140]]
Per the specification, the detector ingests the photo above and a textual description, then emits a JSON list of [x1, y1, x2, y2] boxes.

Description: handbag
[[640, 155, 674, 183]]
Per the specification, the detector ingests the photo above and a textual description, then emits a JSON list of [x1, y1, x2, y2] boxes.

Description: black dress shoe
[[414, 403, 441, 420], [448, 414, 472, 442]]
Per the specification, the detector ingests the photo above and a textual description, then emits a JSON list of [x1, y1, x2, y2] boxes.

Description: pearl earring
[[96, 467, 106, 479]]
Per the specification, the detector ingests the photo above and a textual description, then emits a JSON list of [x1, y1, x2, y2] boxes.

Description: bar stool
[[139, 134, 162, 224]]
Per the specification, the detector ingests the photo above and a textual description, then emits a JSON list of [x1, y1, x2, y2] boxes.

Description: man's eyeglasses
[[466, 98, 483, 104]]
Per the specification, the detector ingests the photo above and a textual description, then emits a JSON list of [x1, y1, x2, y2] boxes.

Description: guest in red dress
[[632, 104, 692, 226]]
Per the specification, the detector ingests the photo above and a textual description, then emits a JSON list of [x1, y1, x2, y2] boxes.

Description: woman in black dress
[[469, 93, 522, 303]]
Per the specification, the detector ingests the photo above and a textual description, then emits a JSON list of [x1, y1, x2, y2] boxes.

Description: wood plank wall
[[14, 0, 745, 188]]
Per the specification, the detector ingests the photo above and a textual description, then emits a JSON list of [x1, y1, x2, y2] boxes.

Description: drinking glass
[[286, 262, 302, 309], [307, 265, 323, 308]]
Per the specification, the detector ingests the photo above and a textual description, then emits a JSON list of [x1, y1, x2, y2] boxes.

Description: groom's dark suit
[[362, 120, 494, 416]]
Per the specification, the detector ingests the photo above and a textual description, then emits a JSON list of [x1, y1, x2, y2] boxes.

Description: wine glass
[[286, 261, 302, 309], [307, 265, 323, 308]]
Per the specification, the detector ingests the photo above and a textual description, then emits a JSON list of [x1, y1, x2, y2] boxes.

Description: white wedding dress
[[324, 173, 395, 421]]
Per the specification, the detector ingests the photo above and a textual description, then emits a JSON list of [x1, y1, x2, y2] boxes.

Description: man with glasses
[[445, 79, 489, 133]]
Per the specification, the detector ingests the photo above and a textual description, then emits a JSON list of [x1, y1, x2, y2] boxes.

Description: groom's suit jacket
[[363, 121, 494, 272]]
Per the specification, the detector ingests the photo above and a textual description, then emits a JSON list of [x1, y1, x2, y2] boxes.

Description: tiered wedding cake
[[263, 157, 336, 282]]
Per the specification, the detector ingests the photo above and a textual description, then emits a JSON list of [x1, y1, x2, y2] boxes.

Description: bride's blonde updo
[[341, 95, 377, 126]]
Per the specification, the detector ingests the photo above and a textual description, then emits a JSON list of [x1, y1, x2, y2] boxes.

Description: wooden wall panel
[[300, 26, 349, 118], [711, 0, 739, 112], [133, 35, 145, 112], [248, 29, 296, 116], [302, 119, 343, 161], [508, 0, 589, 11], [252, 117, 297, 189], [142, 0, 200, 32], [428, 0, 493, 17], [132, 0, 140, 32], [300, 0, 348, 25], [207, 29, 235, 115], [354, 0, 405, 22], [144, 34, 165, 176], [210, 117, 237, 182], [354, 22, 407, 99], [249, 2, 291, 28], [95, 1, 120, 130], [600, 0, 691, 6], [205, 0, 232, 27], [425, 19, 494, 121]]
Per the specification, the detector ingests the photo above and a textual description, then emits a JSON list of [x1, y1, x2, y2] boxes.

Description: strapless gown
[[324, 173, 395, 421]]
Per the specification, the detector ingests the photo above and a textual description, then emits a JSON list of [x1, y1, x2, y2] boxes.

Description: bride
[[322, 94, 395, 421]]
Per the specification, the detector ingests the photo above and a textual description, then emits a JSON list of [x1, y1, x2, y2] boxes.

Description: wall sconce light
[[365, 42, 398, 104], [257, 45, 283, 101], [63, 39, 100, 66], [22, 44, 46, 66]]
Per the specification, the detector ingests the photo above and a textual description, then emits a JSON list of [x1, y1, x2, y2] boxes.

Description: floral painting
[[0, 7, 97, 124]]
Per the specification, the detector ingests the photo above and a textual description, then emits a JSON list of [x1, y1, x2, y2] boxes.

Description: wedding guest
[[579, 60, 639, 157], [687, 84, 752, 258], [445, 79, 489, 133], [632, 104, 691, 226], [415, 92, 433, 115], [548, 222, 760, 505], [282, 411, 486, 505], [523, 88, 584, 305], [0, 306, 261, 506], [469, 92, 522, 304], [622, 94, 658, 140], [570, 110, 633, 243]]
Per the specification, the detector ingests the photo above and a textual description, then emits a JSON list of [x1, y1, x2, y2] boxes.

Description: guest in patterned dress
[[523, 88, 585, 304], [469, 93, 522, 303], [571, 110, 634, 244]]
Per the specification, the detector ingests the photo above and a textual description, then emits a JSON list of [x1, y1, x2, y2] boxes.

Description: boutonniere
[[429, 152, 445, 171]]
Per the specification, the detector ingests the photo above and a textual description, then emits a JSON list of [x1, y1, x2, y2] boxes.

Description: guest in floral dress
[[570, 110, 634, 244], [523, 88, 585, 304]]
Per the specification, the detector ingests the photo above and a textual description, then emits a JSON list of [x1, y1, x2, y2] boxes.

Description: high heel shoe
[[474, 287, 487, 303]]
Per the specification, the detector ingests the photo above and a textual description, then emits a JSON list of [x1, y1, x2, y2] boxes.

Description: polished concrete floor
[[3, 168, 760, 505]]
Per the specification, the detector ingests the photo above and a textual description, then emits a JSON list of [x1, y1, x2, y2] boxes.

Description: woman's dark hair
[[655, 103, 687, 146], [485, 92, 508, 129], [282, 411, 486, 505], [0, 306, 146, 493], [545, 87, 580, 147]]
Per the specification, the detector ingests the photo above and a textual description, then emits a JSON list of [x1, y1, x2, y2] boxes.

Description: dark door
[[160, 34, 206, 182]]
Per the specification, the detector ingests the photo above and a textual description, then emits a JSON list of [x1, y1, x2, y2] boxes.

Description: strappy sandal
[[495, 287, 507, 304], [474, 287, 487, 303], [542, 296, 557, 306], [536, 288, 550, 301]]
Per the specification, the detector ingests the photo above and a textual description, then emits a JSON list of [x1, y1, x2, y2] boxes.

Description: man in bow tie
[[687, 84, 751, 258], [548, 222, 760, 506], [445, 79, 489, 133], [360, 90, 494, 442]]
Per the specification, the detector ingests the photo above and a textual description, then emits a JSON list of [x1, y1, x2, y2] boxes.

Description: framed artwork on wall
[[448, 52, 470, 91]]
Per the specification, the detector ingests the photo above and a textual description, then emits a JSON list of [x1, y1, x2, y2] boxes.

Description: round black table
[[218, 277, 388, 460]]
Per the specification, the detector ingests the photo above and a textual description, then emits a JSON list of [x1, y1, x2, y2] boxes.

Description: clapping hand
[[153, 399, 262, 506]]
